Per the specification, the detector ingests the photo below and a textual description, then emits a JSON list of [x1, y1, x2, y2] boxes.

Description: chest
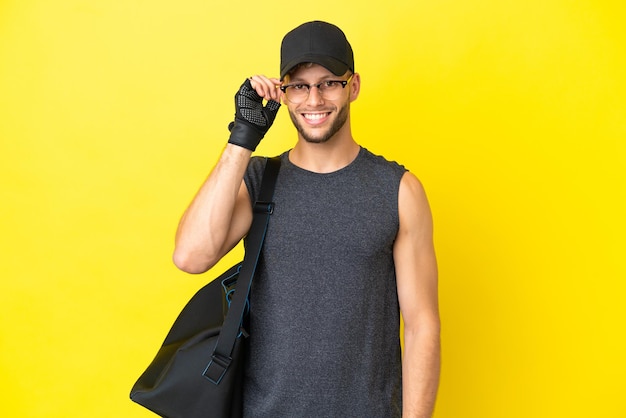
[[265, 169, 399, 259]]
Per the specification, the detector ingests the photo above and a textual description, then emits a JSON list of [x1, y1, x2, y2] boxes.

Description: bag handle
[[203, 156, 281, 385]]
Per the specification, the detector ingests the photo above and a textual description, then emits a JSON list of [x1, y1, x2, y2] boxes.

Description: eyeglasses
[[280, 75, 353, 104]]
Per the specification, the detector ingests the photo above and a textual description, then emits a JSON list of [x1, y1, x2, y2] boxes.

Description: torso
[[242, 147, 407, 417]]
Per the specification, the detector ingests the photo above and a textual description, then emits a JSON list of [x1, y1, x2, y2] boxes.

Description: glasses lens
[[284, 79, 350, 104], [319, 81, 344, 101], [285, 86, 308, 104]]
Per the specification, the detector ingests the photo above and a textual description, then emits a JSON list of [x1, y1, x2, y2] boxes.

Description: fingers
[[249, 75, 282, 102]]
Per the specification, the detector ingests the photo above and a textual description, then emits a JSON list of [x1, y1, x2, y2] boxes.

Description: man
[[173, 21, 440, 417]]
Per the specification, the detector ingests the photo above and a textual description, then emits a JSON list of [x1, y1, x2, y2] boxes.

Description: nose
[[305, 85, 324, 106]]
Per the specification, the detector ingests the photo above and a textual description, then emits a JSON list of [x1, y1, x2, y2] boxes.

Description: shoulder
[[359, 147, 407, 175], [244, 153, 288, 202], [398, 171, 433, 232], [246, 155, 269, 176], [243, 156, 269, 203], [357, 148, 407, 199], [400, 171, 427, 199]]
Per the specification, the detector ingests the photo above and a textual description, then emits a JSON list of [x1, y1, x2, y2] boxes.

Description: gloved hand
[[227, 79, 281, 151]]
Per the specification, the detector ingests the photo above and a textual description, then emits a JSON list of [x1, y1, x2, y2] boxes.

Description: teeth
[[303, 113, 327, 120]]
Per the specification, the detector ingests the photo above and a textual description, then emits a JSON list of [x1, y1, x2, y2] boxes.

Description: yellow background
[[1, 0, 624, 417]]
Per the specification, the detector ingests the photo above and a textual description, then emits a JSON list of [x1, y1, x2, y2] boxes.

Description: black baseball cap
[[280, 21, 354, 80]]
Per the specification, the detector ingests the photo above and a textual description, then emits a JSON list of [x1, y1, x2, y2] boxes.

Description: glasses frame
[[279, 74, 354, 103]]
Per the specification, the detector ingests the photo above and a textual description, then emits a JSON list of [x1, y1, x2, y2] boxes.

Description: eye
[[291, 84, 308, 91], [323, 80, 340, 88]]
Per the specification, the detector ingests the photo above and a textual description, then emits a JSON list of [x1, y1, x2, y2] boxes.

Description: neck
[[289, 130, 360, 173]]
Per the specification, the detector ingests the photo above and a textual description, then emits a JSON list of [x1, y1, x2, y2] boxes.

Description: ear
[[349, 73, 361, 102]]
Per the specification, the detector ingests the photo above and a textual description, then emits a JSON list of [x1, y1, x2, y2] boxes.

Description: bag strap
[[203, 156, 281, 385]]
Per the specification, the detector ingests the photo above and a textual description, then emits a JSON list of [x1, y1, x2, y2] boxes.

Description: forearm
[[173, 144, 252, 273], [402, 322, 441, 418]]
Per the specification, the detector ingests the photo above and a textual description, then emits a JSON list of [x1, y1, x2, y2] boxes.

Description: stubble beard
[[289, 101, 350, 144]]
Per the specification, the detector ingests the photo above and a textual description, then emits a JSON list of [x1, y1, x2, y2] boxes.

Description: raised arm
[[173, 77, 281, 274], [394, 172, 440, 418]]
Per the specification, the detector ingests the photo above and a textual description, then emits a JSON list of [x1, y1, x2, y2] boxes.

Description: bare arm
[[173, 76, 282, 274], [394, 172, 440, 418], [173, 145, 254, 274]]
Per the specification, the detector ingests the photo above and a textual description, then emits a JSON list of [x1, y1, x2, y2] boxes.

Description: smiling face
[[283, 63, 358, 144]]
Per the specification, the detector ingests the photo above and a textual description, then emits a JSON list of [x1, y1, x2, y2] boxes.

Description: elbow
[[172, 247, 215, 275], [404, 313, 441, 339]]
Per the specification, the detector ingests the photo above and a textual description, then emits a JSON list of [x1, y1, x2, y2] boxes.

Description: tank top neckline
[[282, 146, 366, 177]]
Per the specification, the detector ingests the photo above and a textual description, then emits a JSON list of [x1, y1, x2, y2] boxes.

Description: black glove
[[227, 79, 281, 151]]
